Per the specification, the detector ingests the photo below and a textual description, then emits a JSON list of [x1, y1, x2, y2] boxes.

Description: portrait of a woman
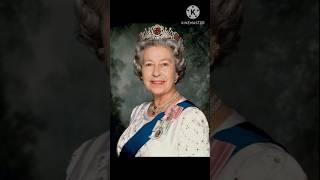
[[209, 0, 313, 179], [116, 24, 210, 157]]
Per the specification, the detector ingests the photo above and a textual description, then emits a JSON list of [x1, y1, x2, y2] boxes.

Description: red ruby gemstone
[[174, 33, 180, 41], [153, 27, 161, 35]]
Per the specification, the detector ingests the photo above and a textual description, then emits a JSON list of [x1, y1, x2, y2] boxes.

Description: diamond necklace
[[150, 92, 180, 116]]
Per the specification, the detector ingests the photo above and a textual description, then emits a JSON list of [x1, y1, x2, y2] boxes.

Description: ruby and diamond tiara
[[138, 24, 182, 42]]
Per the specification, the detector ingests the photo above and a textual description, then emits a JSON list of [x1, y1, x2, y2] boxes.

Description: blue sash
[[119, 100, 196, 158], [213, 122, 287, 157]]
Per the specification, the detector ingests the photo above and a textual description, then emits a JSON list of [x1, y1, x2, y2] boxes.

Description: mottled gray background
[[213, 0, 319, 179], [0, 0, 318, 180]]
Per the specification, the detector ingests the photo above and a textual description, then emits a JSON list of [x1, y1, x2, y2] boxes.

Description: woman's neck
[[209, 91, 233, 132], [153, 89, 178, 107], [209, 104, 233, 132]]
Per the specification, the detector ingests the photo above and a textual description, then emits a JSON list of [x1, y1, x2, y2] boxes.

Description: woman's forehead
[[143, 46, 174, 61], [144, 44, 172, 51]]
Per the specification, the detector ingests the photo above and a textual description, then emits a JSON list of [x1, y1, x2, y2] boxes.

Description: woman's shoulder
[[180, 105, 207, 119], [130, 101, 151, 121], [73, 131, 109, 155], [133, 101, 151, 110], [221, 142, 307, 180], [66, 131, 109, 180], [177, 104, 208, 129]]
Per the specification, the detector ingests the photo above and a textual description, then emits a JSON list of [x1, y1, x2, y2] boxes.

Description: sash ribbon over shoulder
[[119, 100, 196, 158]]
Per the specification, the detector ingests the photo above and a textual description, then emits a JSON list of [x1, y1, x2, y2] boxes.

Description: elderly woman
[[210, 0, 308, 179], [116, 24, 210, 157], [66, 0, 109, 180]]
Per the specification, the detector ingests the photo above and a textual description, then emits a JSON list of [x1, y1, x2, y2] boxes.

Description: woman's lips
[[151, 80, 165, 85]]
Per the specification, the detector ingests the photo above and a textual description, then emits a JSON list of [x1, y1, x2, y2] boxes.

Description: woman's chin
[[147, 85, 166, 94], [150, 90, 165, 97], [148, 86, 171, 96]]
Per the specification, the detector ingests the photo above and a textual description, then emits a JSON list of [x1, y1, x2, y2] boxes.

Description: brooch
[[149, 105, 184, 139], [150, 120, 164, 139]]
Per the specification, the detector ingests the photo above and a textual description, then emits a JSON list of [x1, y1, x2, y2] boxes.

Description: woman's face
[[142, 45, 178, 97]]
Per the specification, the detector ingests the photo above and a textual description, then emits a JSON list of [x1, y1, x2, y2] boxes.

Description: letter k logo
[[186, 5, 200, 20]]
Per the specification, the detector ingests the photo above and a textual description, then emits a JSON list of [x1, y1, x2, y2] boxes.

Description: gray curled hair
[[133, 39, 186, 84], [74, 0, 106, 62]]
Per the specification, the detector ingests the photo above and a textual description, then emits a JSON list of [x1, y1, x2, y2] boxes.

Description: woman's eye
[[145, 63, 152, 67], [162, 63, 169, 67]]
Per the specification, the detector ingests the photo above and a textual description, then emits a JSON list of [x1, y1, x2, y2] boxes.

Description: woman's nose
[[152, 65, 160, 77]]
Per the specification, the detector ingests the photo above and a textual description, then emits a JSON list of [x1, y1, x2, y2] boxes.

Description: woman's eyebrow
[[159, 58, 172, 62], [144, 58, 171, 62]]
